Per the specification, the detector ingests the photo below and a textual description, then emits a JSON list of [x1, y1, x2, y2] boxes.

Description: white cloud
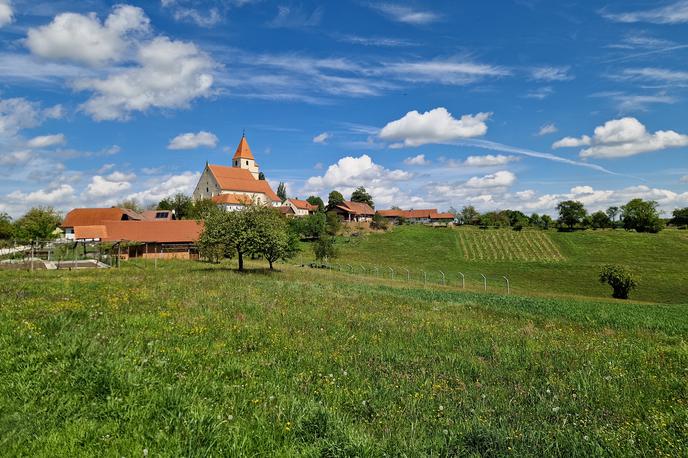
[[616, 67, 688, 83], [379, 107, 490, 147], [465, 170, 516, 188], [75, 36, 214, 120], [0, 97, 63, 139], [0, 0, 13, 27], [524, 86, 554, 100], [27, 134, 66, 148], [125, 171, 200, 204], [370, 3, 440, 24], [404, 154, 428, 165], [0, 151, 33, 166], [554, 117, 688, 159], [84, 175, 132, 197], [162, 1, 222, 27], [168, 131, 218, 150], [591, 91, 677, 112], [313, 132, 330, 144], [268, 5, 323, 28], [681, 175, 688, 183], [463, 155, 519, 167], [25, 5, 150, 67], [603, 1, 688, 24], [305, 154, 411, 191], [552, 135, 591, 149], [537, 123, 558, 136], [382, 60, 508, 86], [106, 171, 136, 182], [530, 66, 573, 81], [7, 184, 75, 207]]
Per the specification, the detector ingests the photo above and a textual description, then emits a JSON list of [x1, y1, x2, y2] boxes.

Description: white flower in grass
[[552, 407, 560, 413]]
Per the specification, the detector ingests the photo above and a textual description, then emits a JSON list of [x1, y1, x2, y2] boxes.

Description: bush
[[370, 213, 389, 231], [599, 265, 637, 300], [313, 236, 337, 262]]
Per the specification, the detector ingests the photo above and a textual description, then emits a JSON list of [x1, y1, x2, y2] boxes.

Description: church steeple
[[231, 134, 259, 179]]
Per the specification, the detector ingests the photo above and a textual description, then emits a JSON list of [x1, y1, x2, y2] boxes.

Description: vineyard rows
[[456, 230, 564, 262]]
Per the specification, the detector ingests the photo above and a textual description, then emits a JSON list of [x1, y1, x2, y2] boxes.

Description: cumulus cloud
[[0, 151, 33, 166], [369, 3, 440, 24], [530, 66, 573, 81], [404, 154, 428, 165], [0, 97, 63, 140], [603, 1, 688, 24], [537, 123, 558, 136], [168, 131, 218, 150], [6, 184, 75, 207], [463, 155, 519, 167], [465, 170, 516, 188], [75, 36, 214, 120], [25, 5, 150, 67], [0, 0, 13, 27], [27, 134, 66, 148], [84, 175, 132, 197], [105, 171, 136, 182], [379, 107, 490, 147], [553, 117, 688, 158], [306, 154, 411, 190], [313, 132, 330, 144], [125, 171, 200, 204], [161, 1, 222, 27]]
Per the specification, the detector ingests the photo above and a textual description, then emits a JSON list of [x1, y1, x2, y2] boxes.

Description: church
[[192, 135, 281, 211]]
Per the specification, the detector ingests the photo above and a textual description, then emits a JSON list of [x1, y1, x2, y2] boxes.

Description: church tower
[[232, 134, 260, 179]]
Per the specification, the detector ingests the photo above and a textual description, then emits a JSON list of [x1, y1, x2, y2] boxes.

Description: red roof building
[[332, 201, 375, 222]]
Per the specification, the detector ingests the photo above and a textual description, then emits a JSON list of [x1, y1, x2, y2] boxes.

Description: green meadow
[[321, 225, 688, 304], [1, 258, 686, 456]]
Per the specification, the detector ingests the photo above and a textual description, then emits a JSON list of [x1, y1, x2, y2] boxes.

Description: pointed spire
[[232, 134, 255, 161]]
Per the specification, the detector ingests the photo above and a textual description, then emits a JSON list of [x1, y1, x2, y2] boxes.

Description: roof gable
[[232, 135, 255, 161], [206, 165, 280, 201], [62, 208, 143, 228], [337, 201, 375, 215]]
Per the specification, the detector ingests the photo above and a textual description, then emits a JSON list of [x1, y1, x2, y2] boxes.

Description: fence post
[[502, 276, 510, 295], [360, 264, 366, 276], [388, 266, 394, 279], [30, 243, 34, 272], [458, 272, 465, 289], [373, 266, 379, 277], [439, 270, 446, 286], [480, 274, 487, 292], [403, 268, 410, 282], [421, 269, 427, 287]]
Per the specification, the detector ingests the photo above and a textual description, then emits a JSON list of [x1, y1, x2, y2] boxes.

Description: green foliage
[[590, 210, 613, 229], [541, 214, 553, 230], [13, 207, 62, 242], [459, 205, 481, 225], [350, 186, 374, 209], [115, 198, 144, 213], [556, 200, 586, 230], [327, 190, 344, 209], [158, 193, 193, 219], [480, 211, 510, 228], [292, 212, 326, 239], [187, 198, 219, 220], [258, 172, 266, 180], [599, 265, 638, 299], [306, 195, 325, 212], [313, 235, 337, 261], [606, 206, 620, 223], [0, 213, 13, 240], [370, 213, 389, 231], [621, 199, 664, 233], [254, 206, 300, 269], [276, 182, 287, 202], [670, 207, 688, 227], [325, 211, 341, 236]]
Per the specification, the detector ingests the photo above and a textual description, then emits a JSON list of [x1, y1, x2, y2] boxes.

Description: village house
[[377, 209, 455, 225], [62, 207, 145, 240], [192, 134, 281, 211], [332, 201, 375, 222], [283, 198, 318, 217]]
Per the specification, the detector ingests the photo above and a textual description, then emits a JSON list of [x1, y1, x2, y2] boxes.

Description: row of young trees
[[456, 199, 687, 233]]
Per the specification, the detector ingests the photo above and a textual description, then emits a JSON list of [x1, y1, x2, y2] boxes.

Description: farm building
[[283, 198, 318, 217], [62, 207, 145, 240], [377, 209, 455, 224], [332, 201, 375, 222], [192, 134, 281, 210], [141, 210, 176, 221], [73, 220, 204, 260]]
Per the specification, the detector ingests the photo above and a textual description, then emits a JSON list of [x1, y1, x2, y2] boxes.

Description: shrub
[[621, 199, 664, 233], [313, 236, 337, 262], [370, 213, 389, 231], [599, 265, 637, 299]]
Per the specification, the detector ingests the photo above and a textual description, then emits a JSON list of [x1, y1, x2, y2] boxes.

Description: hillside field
[[319, 225, 688, 304], [1, 262, 687, 456]]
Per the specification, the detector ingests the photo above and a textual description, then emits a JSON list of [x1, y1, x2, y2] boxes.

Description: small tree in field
[[556, 200, 586, 231], [327, 190, 344, 209], [313, 236, 337, 262], [255, 206, 300, 269], [13, 207, 62, 242], [599, 265, 637, 299], [621, 199, 664, 233]]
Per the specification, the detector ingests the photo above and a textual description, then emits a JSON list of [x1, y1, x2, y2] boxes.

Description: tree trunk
[[269, 259, 274, 270], [238, 250, 244, 271]]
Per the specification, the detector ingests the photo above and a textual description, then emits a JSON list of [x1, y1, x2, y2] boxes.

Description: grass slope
[[323, 226, 688, 304], [1, 262, 686, 456]]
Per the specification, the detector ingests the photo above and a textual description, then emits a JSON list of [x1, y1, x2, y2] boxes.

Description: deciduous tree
[[350, 186, 374, 208], [13, 207, 62, 242], [621, 199, 663, 233], [556, 200, 586, 230], [327, 190, 344, 209]]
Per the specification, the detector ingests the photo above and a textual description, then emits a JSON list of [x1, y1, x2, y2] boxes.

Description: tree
[[188, 198, 218, 220], [606, 206, 620, 223], [590, 211, 612, 229], [556, 200, 586, 230], [480, 211, 510, 228], [460, 205, 481, 225], [313, 236, 337, 262], [670, 207, 688, 227], [198, 206, 259, 270], [13, 207, 62, 242], [621, 199, 664, 233], [325, 211, 341, 236], [599, 265, 637, 300], [277, 182, 288, 202], [350, 186, 374, 208], [116, 198, 143, 213], [529, 213, 542, 229], [258, 172, 266, 180], [254, 206, 300, 269], [158, 193, 193, 219], [541, 215, 553, 230], [0, 213, 13, 240], [328, 190, 344, 209], [306, 196, 325, 212], [370, 212, 389, 230]]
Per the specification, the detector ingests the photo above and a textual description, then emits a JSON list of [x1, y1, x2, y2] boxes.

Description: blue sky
[[1, 0, 687, 217]]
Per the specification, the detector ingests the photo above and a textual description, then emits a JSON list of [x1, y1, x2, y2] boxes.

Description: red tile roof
[[376, 209, 405, 217], [278, 206, 295, 215], [288, 198, 318, 211], [207, 165, 280, 202], [432, 212, 455, 220], [232, 135, 255, 161], [336, 201, 375, 216], [211, 193, 253, 205], [142, 210, 175, 221], [62, 208, 143, 228], [376, 208, 455, 220], [75, 220, 204, 243]]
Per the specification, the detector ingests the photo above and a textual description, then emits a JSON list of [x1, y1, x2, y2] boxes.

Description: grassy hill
[[1, 262, 686, 456], [319, 225, 688, 304]]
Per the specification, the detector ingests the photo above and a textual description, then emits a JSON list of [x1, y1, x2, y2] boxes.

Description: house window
[[246, 160, 249, 166], [206, 187, 209, 193]]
